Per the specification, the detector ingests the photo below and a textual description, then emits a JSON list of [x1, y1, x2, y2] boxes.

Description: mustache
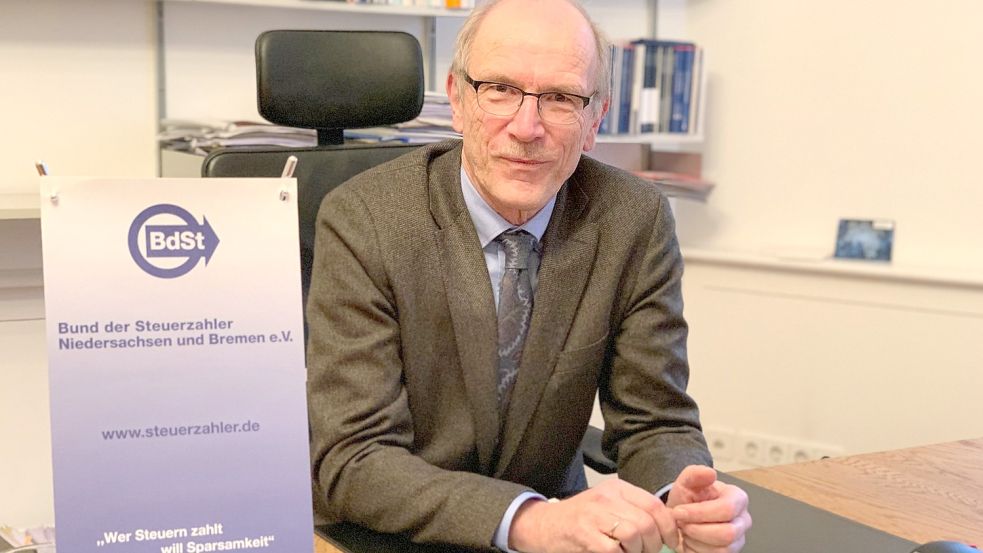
[[496, 144, 550, 162]]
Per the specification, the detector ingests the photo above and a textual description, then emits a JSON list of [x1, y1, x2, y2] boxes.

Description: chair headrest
[[256, 30, 425, 131]]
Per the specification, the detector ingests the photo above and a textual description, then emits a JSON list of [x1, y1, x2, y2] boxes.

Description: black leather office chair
[[202, 32, 615, 535], [202, 30, 423, 314]]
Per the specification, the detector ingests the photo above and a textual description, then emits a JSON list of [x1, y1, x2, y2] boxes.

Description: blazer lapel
[[495, 173, 599, 475], [428, 145, 501, 474]]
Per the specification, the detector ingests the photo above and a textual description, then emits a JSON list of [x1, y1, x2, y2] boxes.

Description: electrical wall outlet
[[704, 426, 736, 461], [789, 443, 812, 464], [787, 440, 844, 464], [736, 431, 768, 467], [705, 426, 843, 467], [765, 440, 789, 465]]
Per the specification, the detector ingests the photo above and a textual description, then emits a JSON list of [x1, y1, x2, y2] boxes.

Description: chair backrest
[[256, 29, 425, 145], [202, 30, 429, 340]]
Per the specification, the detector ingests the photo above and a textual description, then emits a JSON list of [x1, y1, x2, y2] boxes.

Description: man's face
[[447, 0, 607, 224]]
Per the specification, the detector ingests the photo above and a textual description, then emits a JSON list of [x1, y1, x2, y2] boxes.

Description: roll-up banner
[[40, 177, 312, 553]]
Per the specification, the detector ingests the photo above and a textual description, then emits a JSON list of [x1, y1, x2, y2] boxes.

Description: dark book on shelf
[[618, 44, 635, 134], [670, 43, 695, 133]]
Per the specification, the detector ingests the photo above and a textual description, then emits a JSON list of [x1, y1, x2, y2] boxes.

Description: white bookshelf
[[159, 0, 698, 158], [597, 132, 703, 153], [164, 0, 471, 17]]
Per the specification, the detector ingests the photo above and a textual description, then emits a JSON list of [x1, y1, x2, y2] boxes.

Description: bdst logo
[[128, 204, 220, 278]]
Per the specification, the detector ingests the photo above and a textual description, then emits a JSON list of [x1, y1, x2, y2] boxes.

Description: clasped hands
[[509, 466, 751, 553]]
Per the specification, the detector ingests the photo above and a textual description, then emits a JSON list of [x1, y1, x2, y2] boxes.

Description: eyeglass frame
[[463, 74, 594, 123]]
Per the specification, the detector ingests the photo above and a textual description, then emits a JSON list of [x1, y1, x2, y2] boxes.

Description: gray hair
[[449, 0, 612, 117]]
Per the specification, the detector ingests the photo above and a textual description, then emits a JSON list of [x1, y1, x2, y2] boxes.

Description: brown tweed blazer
[[307, 140, 711, 550]]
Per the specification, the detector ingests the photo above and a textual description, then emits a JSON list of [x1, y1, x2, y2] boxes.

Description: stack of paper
[[158, 120, 318, 154], [159, 92, 460, 155], [633, 170, 714, 201]]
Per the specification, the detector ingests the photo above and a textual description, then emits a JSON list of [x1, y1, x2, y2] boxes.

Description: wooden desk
[[732, 437, 983, 546], [312, 438, 983, 552]]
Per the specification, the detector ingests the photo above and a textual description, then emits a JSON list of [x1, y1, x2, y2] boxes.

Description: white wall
[[0, 0, 159, 193], [674, 0, 983, 469], [676, 0, 983, 273]]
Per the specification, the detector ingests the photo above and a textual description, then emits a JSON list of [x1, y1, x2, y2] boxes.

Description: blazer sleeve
[[306, 185, 528, 551], [600, 192, 713, 490]]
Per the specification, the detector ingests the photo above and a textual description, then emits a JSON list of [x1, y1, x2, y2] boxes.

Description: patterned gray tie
[[495, 230, 538, 421]]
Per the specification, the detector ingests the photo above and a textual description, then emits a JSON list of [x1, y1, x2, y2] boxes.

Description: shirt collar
[[460, 166, 557, 249]]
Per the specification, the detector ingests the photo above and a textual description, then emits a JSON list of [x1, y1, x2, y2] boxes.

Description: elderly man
[[307, 0, 751, 551]]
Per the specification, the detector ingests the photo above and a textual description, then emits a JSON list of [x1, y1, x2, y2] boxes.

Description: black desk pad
[[317, 474, 919, 553], [720, 473, 917, 553], [316, 522, 472, 552]]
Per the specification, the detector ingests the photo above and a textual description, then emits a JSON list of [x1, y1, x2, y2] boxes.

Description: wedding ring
[[605, 519, 622, 541]]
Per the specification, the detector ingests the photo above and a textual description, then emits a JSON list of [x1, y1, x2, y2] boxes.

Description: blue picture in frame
[[834, 219, 894, 262]]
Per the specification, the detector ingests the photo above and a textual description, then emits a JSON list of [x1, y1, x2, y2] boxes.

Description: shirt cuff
[[493, 491, 546, 552], [654, 482, 673, 503]]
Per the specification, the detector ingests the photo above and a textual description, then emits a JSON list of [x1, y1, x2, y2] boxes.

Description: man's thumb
[[668, 464, 719, 508], [678, 465, 717, 491]]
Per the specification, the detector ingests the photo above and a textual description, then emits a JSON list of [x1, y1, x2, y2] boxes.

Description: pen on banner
[[36, 160, 59, 204], [278, 155, 298, 202], [281, 155, 298, 178]]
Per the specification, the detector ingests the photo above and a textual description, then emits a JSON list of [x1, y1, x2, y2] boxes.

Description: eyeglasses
[[464, 74, 593, 125]]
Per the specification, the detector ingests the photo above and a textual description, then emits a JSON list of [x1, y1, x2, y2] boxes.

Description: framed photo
[[834, 219, 894, 262]]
